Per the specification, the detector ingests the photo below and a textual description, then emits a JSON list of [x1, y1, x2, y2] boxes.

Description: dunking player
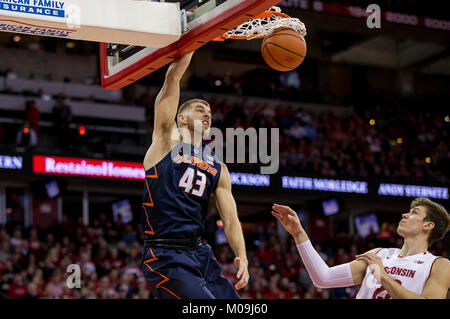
[[272, 198, 450, 298], [141, 52, 249, 299]]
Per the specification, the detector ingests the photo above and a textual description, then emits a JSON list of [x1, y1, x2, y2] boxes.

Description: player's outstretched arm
[[153, 52, 194, 139], [213, 163, 249, 290], [144, 52, 194, 170], [356, 252, 450, 299], [272, 203, 373, 288]]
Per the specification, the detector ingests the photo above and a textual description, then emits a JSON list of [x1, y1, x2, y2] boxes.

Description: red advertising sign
[[33, 155, 145, 180]]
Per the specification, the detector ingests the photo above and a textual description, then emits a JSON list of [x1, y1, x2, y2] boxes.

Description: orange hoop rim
[[213, 10, 292, 41], [252, 10, 290, 20]]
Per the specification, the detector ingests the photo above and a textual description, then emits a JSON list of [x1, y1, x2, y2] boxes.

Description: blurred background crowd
[[1, 214, 447, 299], [1, 72, 448, 184]]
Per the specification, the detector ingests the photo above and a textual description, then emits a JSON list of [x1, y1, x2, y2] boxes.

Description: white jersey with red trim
[[356, 248, 443, 299]]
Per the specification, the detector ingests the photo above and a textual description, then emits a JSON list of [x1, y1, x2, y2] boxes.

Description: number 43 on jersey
[[179, 168, 206, 197]]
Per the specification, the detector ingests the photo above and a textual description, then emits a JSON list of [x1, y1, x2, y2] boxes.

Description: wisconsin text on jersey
[[383, 266, 416, 278], [173, 154, 218, 176]]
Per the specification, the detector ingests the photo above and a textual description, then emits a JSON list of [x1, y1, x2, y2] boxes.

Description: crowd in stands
[[144, 93, 449, 183], [239, 101, 447, 183], [0, 216, 148, 299], [1, 213, 447, 299], [116, 70, 450, 185], [1, 67, 448, 184]]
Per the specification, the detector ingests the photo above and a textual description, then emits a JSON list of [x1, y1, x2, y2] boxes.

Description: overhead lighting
[[79, 126, 86, 136], [13, 35, 21, 43], [425, 157, 431, 164], [66, 42, 75, 49], [369, 119, 375, 126], [396, 137, 403, 144]]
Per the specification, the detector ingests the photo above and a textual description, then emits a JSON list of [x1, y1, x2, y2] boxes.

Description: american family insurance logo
[[0, 0, 65, 18], [0, 20, 75, 37], [33, 155, 145, 180]]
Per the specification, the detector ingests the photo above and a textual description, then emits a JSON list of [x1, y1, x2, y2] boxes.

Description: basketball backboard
[[0, 0, 181, 48], [100, 0, 283, 90]]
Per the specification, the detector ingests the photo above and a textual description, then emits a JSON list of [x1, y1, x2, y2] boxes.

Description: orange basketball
[[261, 28, 307, 72]]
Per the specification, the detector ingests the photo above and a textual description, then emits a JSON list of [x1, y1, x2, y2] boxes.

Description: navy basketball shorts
[[142, 243, 240, 299]]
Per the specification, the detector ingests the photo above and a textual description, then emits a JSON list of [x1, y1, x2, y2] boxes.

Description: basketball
[[261, 28, 307, 72]]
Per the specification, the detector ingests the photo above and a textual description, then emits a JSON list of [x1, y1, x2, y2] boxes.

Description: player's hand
[[355, 253, 386, 283], [234, 257, 249, 290], [166, 52, 194, 81], [271, 203, 304, 237]]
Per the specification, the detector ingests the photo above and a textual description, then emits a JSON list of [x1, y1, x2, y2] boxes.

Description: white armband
[[296, 240, 355, 289]]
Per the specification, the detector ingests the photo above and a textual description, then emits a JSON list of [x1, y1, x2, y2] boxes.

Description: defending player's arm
[[356, 252, 450, 299], [272, 203, 376, 288], [144, 52, 193, 170], [213, 163, 249, 290]]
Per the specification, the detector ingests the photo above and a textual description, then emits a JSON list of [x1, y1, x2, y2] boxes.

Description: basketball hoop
[[213, 6, 307, 41]]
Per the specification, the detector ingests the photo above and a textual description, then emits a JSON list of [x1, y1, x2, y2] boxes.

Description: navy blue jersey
[[141, 142, 222, 240]]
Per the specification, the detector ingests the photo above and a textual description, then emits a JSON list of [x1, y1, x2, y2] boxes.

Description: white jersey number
[[179, 168, 206, 197], [372, 279, 402, 299]]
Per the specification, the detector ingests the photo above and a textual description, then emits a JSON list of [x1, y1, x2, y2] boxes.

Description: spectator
[[121, 224, 138, 245], [45, 270, 64, 298], [10, 229, 23, 248], [28, 228, 41, 257], [15, 121, 38, 149], [0, 240, 10, 263], [22, 282, 39, 299], [52, 94, 73, 151], [287, 120, 306, 142], [8, 274, 27, 299], [25, 100, 40, 137]]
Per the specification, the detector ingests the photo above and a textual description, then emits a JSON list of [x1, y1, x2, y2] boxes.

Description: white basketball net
[[222, 6, 307, 40]]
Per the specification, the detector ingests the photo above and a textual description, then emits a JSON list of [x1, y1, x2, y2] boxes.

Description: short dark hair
[[177, 99, 210, 127], [411, 197, 449, 247]]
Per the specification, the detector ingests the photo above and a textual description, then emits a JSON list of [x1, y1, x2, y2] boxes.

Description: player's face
[[397, 205, 430, 238], [186, 103, 212, 135]]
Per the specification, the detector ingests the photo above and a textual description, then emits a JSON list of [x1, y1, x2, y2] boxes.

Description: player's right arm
[[143, 52, 194, 170], [272, 203, 378, 287]]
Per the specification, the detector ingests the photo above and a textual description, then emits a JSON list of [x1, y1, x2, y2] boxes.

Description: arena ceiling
[[288, 8, 450, 76], [215, 7, 450, 76]]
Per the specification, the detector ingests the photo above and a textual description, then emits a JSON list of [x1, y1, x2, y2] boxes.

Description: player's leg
[[205, 273, 241, 299], [200, 245, 241, 299], [142, 247, 217, 299], [143, 265, 217, 299]]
